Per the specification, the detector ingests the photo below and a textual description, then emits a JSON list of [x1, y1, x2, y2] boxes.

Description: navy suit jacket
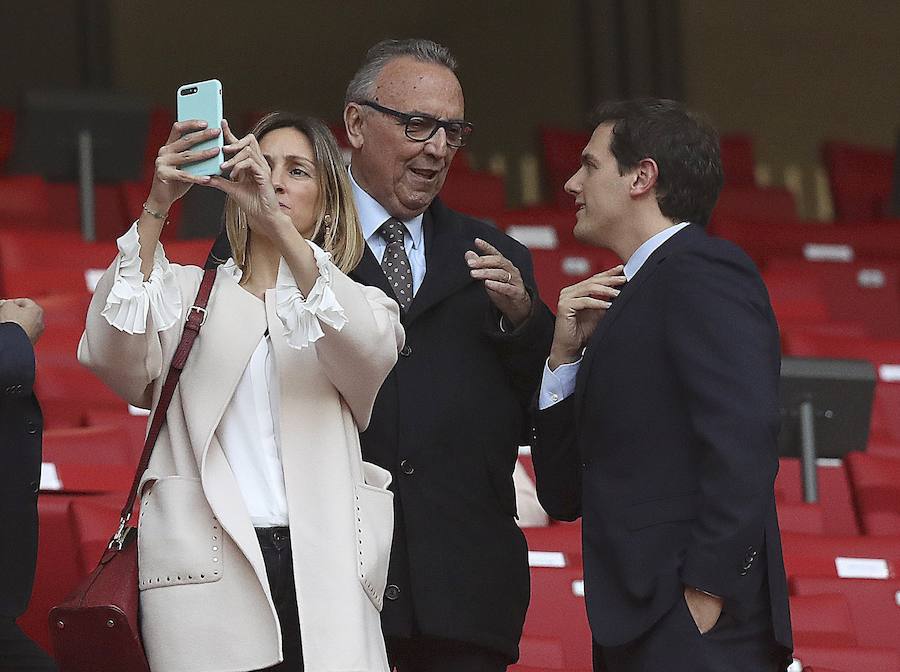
[[533, 225, 792, 658], [0, 322, 43, 618]]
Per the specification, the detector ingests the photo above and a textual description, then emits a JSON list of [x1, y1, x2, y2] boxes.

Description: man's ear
[[344, 104, 365, 150], [630, 158, 659, 197]]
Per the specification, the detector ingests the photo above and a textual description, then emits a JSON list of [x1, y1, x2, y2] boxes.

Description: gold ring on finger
[[505, 271, 512, 283]]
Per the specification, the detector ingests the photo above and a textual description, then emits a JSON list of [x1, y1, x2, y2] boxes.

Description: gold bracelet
[[142, 202, 168, 221]]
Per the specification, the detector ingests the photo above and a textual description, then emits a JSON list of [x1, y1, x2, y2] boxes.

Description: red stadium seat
[[781, 533, 900, 581], [845, 453, 900, 536], [0, 174, 51, 227], [789, 593, 857, 648], [523, 521, 583, 567], [791, 575, 900, 653], [792, 644, 900, 672], [18, 495, 88, 653], [47, 182, 129, 240], [539, 126, 590, 210], [522, 566, 592, 670], [439, 168, 507, 217], [822, 141, 895, 222], [493, 206, 583, 248], [42, 425, 136, 468], [764, 259, 900, 338], [712, 219, 900, 268], [775, 458, 859, 535], [529, 246, 622, 309], [719, 133, 757, 187], [68, 493, 127, 575], [711, 184, 798, 228]]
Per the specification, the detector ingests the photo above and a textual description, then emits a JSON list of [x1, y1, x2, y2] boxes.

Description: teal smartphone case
[[176, 79, 224, 176]]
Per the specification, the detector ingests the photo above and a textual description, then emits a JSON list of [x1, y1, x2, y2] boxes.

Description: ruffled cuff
[[274, 240, 348, 349], [100, 222, 183, 335]]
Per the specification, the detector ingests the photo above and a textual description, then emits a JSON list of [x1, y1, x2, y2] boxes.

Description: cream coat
[[78, 256, 404, 672]]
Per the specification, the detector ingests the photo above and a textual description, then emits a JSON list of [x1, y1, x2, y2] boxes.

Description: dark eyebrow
[[263, 153, 316, 169]]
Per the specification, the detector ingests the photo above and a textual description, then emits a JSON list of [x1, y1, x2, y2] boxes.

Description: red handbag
[[49, 268, 216, 672]]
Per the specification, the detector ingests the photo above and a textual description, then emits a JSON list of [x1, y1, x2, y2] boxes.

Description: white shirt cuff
[[100, 221, 182, 335], [538, 358, 581, 410], [273, 240, 348, 350]]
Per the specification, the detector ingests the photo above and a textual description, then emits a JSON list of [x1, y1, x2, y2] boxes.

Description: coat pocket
[[138, 476, 224, 590], [354, 461, 394, 610]]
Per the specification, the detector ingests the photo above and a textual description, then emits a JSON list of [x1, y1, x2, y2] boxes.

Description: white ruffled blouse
[[101, 222, 350, 525]]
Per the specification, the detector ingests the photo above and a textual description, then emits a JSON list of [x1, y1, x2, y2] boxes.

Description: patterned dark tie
[[378, 218, 413, 311]]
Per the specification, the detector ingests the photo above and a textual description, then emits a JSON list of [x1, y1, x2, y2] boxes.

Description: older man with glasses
[[343, 38, 554, 672]]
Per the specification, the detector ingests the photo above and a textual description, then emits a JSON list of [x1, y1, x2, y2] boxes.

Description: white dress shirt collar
[[349, 167, 424, 250], [623, 222, 691, 280]]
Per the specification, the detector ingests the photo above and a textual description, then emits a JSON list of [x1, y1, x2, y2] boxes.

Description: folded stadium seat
[[119, 179, 183, 240], [775, 458, 859, 535], [42, 425, 135, 467], [710, 184, 799, 231], [84, 408, 149, 464], [822, 141, 895, 222], [522, 565, 592, 670], [35, 362, 123, 409], [792, 645, 900, 672], [764, 259, 900, 338], [844, 452, 900, 536], [538, 125, 590, 210], [39, 398, 88, 431], [438, 168, 506, 218], [142, 106, 176, 183], [711, 219, 900, 268], [781, 332, 900, 444], [528, 246, 623, 309], [46, 181, 128, 239], [68, 492, 128, 575], [493, 206, 583, 248], [0, 174, 50, 227], [790, 575, 900, 653], [18, 494, 89, 653], [0, 106, 14, 172], [789, 593, 857, 648], [780, 533, 900, 580], [523, 521, 583, 568], [719, 133, 757, 187]]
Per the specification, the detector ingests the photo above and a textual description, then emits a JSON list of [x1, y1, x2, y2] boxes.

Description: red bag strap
[[110, 267, 217, 549]]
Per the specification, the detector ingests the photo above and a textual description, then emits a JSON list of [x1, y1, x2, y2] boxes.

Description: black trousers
[[254, 527, 303, 672], [387, 636, 508, 672], [593, 585, 784, 672], [0, 618, 58, 672]]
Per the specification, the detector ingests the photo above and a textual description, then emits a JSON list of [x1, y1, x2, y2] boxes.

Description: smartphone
[[176, 79, 224, 176]]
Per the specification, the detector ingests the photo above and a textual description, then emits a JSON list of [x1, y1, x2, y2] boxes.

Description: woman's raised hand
[[208, 121, 291, 240], [145, 120, 221, 213]]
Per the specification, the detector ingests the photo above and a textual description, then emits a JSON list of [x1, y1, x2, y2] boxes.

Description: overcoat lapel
[[404, 207, 474, 325], [350, 245, 394, 300], [177, 267, 268, 472], [573, 225, 697, 423]]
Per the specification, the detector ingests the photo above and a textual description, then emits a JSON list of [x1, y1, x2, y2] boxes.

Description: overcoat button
[[385, 584, 400, 601], [400, 344, 412, 357], [29, 481, 39, 493], [400, 460, 415, 476]]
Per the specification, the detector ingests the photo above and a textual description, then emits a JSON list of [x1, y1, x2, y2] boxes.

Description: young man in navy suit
[[532, 99, 793, 672]]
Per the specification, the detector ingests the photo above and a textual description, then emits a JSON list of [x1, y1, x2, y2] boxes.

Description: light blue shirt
[[349, 168, 426, 294], [538, 222, 691, 409]]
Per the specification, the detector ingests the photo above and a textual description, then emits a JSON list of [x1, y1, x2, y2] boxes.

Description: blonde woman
[[79, 112, 404, 671]]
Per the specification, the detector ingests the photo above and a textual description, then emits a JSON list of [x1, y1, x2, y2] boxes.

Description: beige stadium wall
[[680, 0, 900, 219]]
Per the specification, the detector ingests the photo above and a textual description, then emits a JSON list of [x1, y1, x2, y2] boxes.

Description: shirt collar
[[623, 222, 691, 280], [349, 167, 424, 250]]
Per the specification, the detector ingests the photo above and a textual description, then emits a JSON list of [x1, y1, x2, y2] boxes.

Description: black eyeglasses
[[358, 100, 474, 148]]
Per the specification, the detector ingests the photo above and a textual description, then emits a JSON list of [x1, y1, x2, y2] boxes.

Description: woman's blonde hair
[[224, 112, 364, 281]]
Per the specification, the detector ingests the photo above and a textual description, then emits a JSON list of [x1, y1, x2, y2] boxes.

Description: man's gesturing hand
[[0, 298, 45, 345], [548, 266, 626, 370], [465, 238, 533, 328]]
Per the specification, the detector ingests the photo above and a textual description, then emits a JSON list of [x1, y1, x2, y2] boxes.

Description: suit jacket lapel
[[350, 244, 394, 300], [573, 225, 700, 423]]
